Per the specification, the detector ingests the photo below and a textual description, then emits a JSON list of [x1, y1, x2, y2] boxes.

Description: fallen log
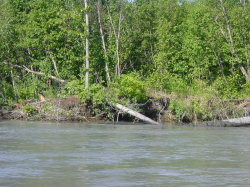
[[222, 116, 250, 124], [203, 121, 250, 127], [110, 102, 161, 125], [202, 116, 250, 127]]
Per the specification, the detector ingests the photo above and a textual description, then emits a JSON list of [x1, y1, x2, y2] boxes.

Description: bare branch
[[2, 62, 66, 83]]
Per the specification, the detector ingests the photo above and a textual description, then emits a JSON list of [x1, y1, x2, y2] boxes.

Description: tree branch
[[2, 62, 66, 83]]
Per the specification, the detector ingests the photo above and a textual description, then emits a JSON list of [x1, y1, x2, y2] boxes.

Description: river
[[0, 120, 250, 187]]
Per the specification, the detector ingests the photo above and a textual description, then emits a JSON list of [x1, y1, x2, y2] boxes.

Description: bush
[[111, 73, 148, 103], [43, 88, 57, 98], [146, 70, 188, 95], [239, 80, 250, 98], [17, 78, 48, 99], [62, 79, 85, 96], [63, 80, 107, 103], [1, 81, 15, 100], [168, 80, 224, 122], [169, 99, 192, 121], [62, 80, 113, 117], [212, 76, 242, 99], [22, 105, 38, 115]]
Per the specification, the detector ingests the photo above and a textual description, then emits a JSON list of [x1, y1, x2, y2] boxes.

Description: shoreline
[[1, 94, 250, 127], [1, 109, 250, 127]]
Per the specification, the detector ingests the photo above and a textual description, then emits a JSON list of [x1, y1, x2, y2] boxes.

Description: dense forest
[[0, 0, 250, 123]]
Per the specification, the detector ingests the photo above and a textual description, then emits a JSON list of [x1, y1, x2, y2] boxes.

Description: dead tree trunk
[[110, 102, 161, 125], [223, 116, 250, 124]]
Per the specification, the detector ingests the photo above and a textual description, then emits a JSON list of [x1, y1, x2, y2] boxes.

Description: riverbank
[[1, 94, 250, 127], [0, 95, 167, 123]]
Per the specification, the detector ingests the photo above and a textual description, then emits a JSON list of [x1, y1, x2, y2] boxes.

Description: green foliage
[[169, 96, 216, 122], [41, 102, 54, 112], [63, 80, 101, 102], [43, 88, 56, 98], [169, 80, 223, 121], [239, 81, 250, 98], [111, 73, 148, 103], [22, 104, 38, 115], [146, 70, 189, 95], [1, 81, 15, 100], [169, 99, 191, 121], [87, 84, 111, 115], [63, 80, 85, 96], [63, 80, 112, 116], [1, 0, 250, 123], [212, 76, 242, 99], [63, 80, 108, 104], [17, 78, 48, 99]]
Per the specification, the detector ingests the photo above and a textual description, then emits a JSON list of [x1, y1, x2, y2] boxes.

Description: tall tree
[[106, 0, 124, 78], [97, 0, 111, 82], [84, 0, 90, 89], [218, 0, 249, 80]]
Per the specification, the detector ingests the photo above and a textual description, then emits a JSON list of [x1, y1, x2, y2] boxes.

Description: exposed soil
[[1, 95, 250, 127]]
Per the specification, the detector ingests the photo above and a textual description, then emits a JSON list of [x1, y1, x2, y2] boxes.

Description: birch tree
[[107, 2, 123, 78], [216, 0, 250, 80], [84, 0, 90, 89], [97, 0, 111, 82]]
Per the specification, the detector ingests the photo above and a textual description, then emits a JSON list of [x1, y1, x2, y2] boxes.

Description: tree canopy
[[0, 0, 250, 101]]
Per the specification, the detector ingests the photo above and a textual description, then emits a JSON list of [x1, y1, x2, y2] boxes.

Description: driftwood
[[222, 116, 250, 124], [110, 102, 161, 125], [201, 116, 250, 127], [3, 62, 65, 83]]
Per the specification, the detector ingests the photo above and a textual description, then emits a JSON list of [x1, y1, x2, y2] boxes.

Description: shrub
[[22, 105, 38, 115], [17, 77, 48, 100], [168, 80, 224, 122], [146, 70, 188, 95], [169, 99, 192, 121], [1, 81, 15, 100], [62, 79, 85, 96], [212, 76, 242, 99], [111, 73, 148, 103], [62, 80, 113, 116], [43, 88, 56, 98], [239, 80, 250, 98]]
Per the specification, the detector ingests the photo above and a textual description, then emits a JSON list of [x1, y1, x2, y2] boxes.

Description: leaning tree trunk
[[110, 102, 161, 125], [218, 0, 250, 80]]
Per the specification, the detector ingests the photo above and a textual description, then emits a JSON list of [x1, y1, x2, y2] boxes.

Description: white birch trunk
[[84, 0, 90, 89], [97, 0, 111, 82], [107, 8, 122, 78], [49, 53, 59, 77]]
